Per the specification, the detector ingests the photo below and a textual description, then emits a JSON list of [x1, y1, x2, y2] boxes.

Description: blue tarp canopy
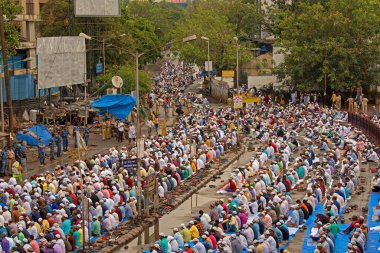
[[91, 94, 136, 120], [16, 124, 52, 147]]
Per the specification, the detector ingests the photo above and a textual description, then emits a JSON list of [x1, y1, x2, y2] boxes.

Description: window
[[26, 0, 34, 15]]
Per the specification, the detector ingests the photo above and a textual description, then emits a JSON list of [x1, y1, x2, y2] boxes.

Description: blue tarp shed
[[16, 124, 52, 147], [91, 94, 136, 120]]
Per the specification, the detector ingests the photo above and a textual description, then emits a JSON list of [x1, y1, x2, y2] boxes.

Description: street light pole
[[234, 37, 239, 89], [236, 43, 239, 89], [0, 68, 4, 147], [201, 36, 211, 81], [84, 49, 88, 125], [135, 52, 143, 216], [102, 38, 106, 74], [207, 40, 210, 82]]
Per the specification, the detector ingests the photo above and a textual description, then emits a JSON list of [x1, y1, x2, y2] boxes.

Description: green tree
[[188, 0, 262, 40], [170, 0, 253, 73], [122, 17, 161, 64], [40, 0, 85, 37], [1, 0, 22, 55], [97, 65, 152, 95], [40, 0, 161, 67], [126, 1, 185, 43], [275, 0, 380, 94]]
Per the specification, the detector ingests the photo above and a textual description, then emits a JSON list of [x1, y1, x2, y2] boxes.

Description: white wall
[[248, 75, 280, 89]]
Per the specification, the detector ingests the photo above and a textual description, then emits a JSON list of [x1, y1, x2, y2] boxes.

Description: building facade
[[0, 0, 49, 102]]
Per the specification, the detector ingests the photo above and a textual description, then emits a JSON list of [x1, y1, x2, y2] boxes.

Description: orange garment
[[300, 203, 309, 213], [206, 152, 213, 162], [191, 161, 197, 173]]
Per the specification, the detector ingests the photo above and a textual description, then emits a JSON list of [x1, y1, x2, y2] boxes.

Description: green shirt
[[329, 223, 340, 236], [297, 166, 305, 179], [228, 201, 238, 211], [183, 169, 189, 179], [17, 232, 25, 245], [287, 175, 295, 186], [92, 220, 101, 236], [277, 162, 283, 171]]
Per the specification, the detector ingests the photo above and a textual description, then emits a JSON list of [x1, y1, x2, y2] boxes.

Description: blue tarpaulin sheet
[[91, 94, 136, 120], [301, 203, 350, 253], [366, 193, 380, 253], [16, 124, 52, 146], [302, 223, 349, 253]]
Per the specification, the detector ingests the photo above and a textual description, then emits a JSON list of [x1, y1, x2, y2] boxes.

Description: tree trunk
[[0, 7, 14, 134]]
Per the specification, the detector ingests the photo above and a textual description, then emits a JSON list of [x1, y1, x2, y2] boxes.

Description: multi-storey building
[[0, 0, 49, 102]]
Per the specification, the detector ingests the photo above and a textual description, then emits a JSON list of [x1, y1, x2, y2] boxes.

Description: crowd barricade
[[348, 113, 380, 146]]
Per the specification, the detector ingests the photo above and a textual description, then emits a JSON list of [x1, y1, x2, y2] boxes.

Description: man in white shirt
[[372, 174, 380, 192], [117, 120, 125, 143], [128, 124, 136, 144]]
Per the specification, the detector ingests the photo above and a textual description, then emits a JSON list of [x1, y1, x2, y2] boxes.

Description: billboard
[[74, 0, 121, 17], [37, 37, 86, 89]]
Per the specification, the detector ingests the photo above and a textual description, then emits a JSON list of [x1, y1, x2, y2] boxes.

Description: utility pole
[[0, 7, 14, 134], [102, 38, 106, 74], [135, 52, 142, 217]]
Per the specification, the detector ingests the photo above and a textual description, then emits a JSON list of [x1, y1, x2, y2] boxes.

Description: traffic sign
[[96, 63, 103, 74]]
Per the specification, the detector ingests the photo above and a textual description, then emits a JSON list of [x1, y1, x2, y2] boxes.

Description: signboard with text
[[233, 95, 243, 109], [241, 92, 261, 103], [96, 63, 103, 74], [123, 158, 137, 169], [222, 70, 235, 78]]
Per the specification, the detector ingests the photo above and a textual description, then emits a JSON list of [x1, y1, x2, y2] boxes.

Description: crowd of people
[[146, 99, 379, 252], [0, 58, 377, 253], [0, 60, 245, 253]]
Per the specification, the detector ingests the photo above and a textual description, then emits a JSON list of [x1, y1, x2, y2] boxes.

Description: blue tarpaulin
[[16, 124, 52, 146], [301, 203, 350, 253], [91, 94, 136, 120], [366, 193, 380, 253]]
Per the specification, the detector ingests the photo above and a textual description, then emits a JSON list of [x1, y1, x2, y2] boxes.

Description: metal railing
[[348, 113, 380, 146]]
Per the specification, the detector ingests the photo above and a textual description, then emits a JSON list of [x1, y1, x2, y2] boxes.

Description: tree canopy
[[1, 0, 23, 55], [170, 0, 261, 73], [275, 0, 380, 92], [96, 65, 152, 95], [10, 0, 380, 95]]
